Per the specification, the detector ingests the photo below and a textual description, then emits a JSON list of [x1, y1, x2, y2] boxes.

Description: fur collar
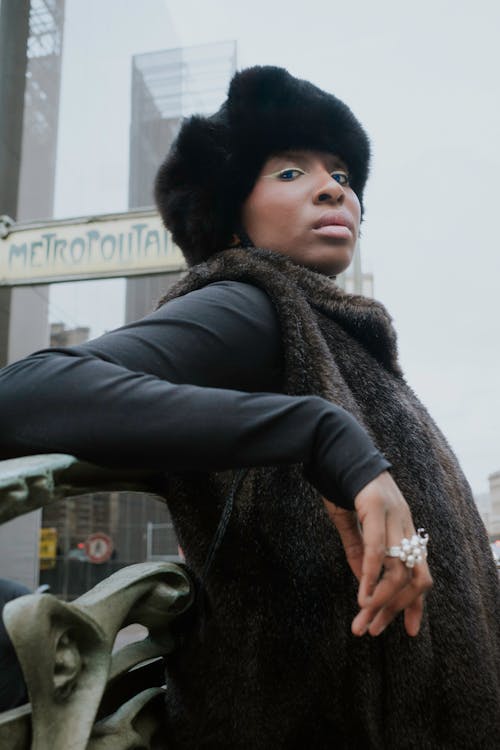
[[160, 247, 402, 376]]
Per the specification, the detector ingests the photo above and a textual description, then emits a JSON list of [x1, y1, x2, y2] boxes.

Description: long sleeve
[[0, 281, 389, 508]]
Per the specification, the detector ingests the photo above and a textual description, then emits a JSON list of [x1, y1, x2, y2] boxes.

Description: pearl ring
[[385, 528, 429, 569]]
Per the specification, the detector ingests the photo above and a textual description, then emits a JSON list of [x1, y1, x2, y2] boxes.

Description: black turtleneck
[[0, 280, 389, 508]]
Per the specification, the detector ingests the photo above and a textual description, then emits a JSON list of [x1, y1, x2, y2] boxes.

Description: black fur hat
[[154, 66, 370, 266]]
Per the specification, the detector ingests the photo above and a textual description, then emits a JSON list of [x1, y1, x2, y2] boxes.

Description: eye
[[331, 170, 350, 186], [277, 168, 305, 181]]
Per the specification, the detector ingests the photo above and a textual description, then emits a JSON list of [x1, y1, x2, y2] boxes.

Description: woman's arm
[[0, 281, 388, 508], [0, 280, 431, 635]]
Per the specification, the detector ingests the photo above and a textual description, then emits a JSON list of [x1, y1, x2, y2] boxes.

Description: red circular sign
[[84, 532, 113, 564]]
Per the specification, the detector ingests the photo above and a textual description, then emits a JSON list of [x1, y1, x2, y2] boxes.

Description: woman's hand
[[323, 471, 433, 637]]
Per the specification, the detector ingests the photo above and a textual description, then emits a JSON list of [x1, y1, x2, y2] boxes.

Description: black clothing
[[0, 280, 389, 508], [1, 249, 498, 747], [157, 248, 500, 750], [0, 579, 30, 711]]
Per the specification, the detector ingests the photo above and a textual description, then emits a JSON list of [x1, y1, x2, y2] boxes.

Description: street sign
[[0, 209, 186, 286], [84, 532, 113, 564], [39, 527, 57, 570]]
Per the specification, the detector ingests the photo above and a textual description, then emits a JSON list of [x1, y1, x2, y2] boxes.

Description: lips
[[312, 211, 354, 233]]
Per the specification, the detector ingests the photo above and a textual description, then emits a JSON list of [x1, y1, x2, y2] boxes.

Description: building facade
[[0, 0, 65, 590], [488, 470, 500, 538], [125, 40, 237, 322]]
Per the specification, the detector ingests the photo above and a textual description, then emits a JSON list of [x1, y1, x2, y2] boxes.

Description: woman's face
[[240, 150, 361, 275]]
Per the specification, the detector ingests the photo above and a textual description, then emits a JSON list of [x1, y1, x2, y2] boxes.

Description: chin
[[270, 243, 354, 276], [306, 248, 354, 276]]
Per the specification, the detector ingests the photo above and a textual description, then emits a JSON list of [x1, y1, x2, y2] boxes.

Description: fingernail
[[353, 617, 369, 636]]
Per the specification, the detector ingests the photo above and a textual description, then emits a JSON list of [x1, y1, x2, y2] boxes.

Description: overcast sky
[[51, 0, 500, 494]]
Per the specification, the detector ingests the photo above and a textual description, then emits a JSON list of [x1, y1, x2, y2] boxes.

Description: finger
[[359, 527, 432, 627], [356, 497, 388, 607], [362, 559, 432, 637], [324, 502, 364, 582], [403, 594, 425, 637], [352, 559, 410, 635], [358, 508, 413, 611], [404, 563, 433, 636], [368, 583, 424, 636]]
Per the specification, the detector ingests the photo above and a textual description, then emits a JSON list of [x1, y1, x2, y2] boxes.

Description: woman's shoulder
[[169, 278, 274, 306], [162, 278, 279, 329]]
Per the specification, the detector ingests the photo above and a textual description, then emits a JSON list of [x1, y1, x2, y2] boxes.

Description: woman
[[0, 66, 498, 748]]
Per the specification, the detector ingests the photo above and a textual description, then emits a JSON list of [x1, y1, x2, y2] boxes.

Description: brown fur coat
[[159, 248, 500, 749]]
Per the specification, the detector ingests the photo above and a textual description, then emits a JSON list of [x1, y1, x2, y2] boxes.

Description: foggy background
[[50, 0, 499, 494]]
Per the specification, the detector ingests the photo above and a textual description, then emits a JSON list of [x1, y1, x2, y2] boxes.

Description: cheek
[[242, 188, 303, 242], [242, 194, 286, 240]]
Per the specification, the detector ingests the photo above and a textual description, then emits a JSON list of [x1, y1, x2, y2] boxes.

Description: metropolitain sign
[[0, 209, 186, 285]]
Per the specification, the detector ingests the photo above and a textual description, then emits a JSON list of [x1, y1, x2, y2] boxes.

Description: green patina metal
[[0, 454, 167, 524], [0, 454, 194, 750]]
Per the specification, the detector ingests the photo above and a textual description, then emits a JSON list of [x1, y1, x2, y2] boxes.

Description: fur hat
[[154, 65, 370, 266]]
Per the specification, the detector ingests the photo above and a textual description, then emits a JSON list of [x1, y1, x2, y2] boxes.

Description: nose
[[313, 170, 345, 205]]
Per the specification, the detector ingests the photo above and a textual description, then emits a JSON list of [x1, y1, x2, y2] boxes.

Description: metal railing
[[0, 454, 194, 749]]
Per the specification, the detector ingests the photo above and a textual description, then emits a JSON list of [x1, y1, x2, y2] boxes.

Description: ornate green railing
[[0, 455, 194, 750]]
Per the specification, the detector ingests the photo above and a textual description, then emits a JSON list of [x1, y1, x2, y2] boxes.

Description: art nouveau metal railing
[[0, 454, 194, 750]]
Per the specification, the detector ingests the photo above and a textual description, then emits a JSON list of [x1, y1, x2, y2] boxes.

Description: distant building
[[0, 0, 65, 591], [475, 491, 492, 533], [337, 242, 374, 296], [50, 322, 89, 347], [17, 0, 64, 223], [1, 0, 65, 366], [488, 470, 500, 538], [473, 472, 500, 541], [40, 489, 176, 600], [126, 40, 237, 322]]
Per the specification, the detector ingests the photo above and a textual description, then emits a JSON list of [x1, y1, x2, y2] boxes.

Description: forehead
[[263, 149, 348, 170]]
